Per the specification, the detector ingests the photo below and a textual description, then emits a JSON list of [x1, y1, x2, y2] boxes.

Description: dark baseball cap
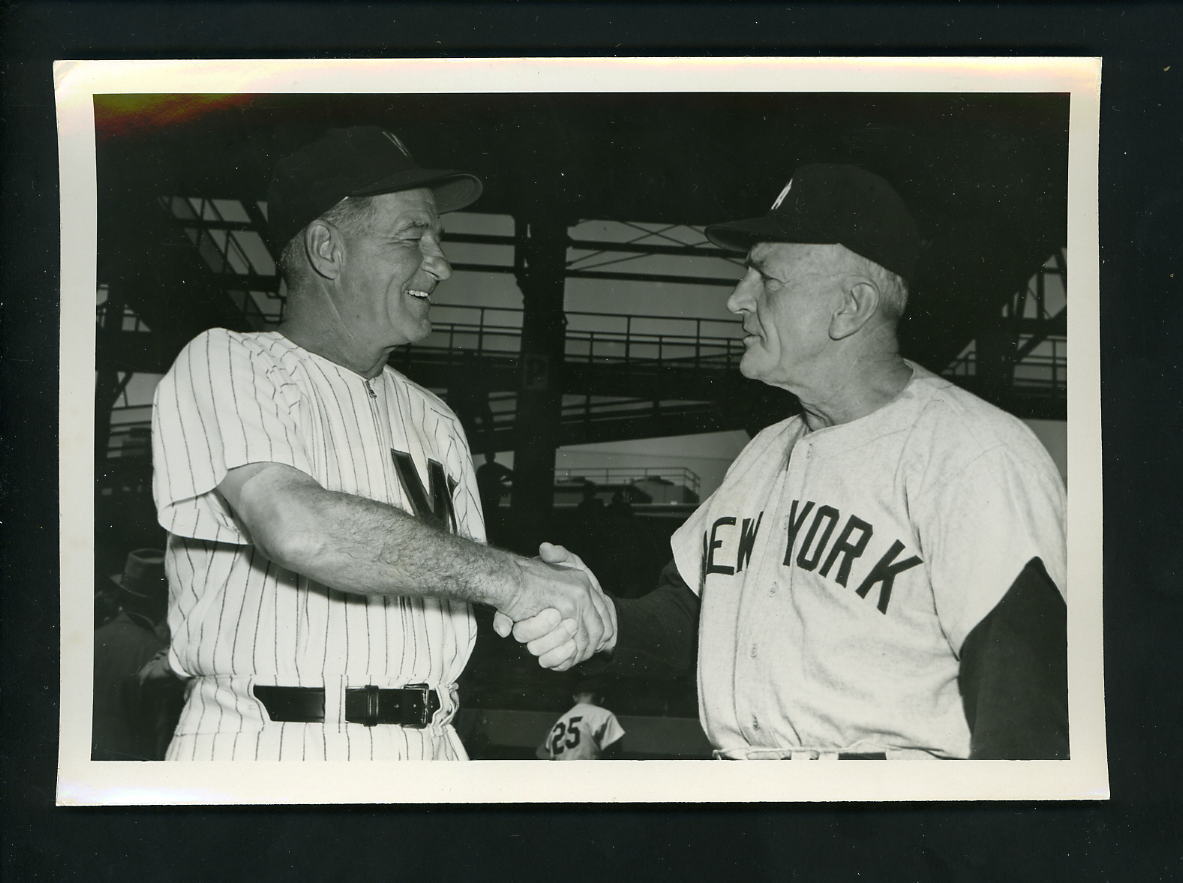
[[705, 164, 921, 283], [266, 125, 484, 255]]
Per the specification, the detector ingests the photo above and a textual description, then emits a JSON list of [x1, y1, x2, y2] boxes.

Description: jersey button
[[768, 584, 778, 597], [750, 643, 758, 658], [751, 716, 760, 731]]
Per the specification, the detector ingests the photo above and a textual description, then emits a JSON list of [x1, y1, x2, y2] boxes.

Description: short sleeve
[[924, 445, 1067, 654], [597, 712, 626, 749], [442, 411, 486, 545], [151, 330, 313, 543], [669, 497, 711, 597]]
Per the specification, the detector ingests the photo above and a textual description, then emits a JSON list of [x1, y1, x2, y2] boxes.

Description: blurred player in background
[[92, 549, 177, 760], [537, 680, 625, 760]]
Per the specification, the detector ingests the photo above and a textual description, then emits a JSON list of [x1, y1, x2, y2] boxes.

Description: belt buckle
[[789, 749, 821, 761], [362, 684, 380, 728], [405, 683, 433, 728]]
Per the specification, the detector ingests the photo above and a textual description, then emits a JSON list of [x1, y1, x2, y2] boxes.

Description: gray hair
[[276, 195, 378, 288], [855, 253, 909, 322]]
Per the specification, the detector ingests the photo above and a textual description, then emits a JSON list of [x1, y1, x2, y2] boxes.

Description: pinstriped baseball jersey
[[670, 362, 1066, 760], [538, 702, 625, 760], [151, 328, 482, 760]]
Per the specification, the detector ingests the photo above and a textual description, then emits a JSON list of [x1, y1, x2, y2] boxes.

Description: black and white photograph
[[54, 57, 1104, 803]]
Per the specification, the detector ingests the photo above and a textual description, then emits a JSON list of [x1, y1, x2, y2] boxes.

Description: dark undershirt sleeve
[[959, 557, 1068, 759], [580, 559, 700, 680]]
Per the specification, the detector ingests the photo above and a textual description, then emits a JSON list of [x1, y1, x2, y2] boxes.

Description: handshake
[[492, 542, 617, 671]]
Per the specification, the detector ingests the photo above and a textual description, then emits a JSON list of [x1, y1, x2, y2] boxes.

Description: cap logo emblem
[[381, 131, 411, 158], [771, 178, 793, 211]]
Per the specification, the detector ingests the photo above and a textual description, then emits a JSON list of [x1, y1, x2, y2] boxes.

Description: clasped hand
[[493, 542, 616, 671]]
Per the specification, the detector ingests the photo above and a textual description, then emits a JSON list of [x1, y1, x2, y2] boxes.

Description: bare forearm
[[226, 463, 606, 647], [249, 478, 522, 608]]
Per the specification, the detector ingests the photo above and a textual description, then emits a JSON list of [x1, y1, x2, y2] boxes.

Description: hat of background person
[[112, 548, 167, 603], [705, 163, 921, 284], [266, 125, 484, 255]]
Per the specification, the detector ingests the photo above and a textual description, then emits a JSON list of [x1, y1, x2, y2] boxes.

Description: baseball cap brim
[[352, 168, 484, 213], [705, 214, 834, 253]]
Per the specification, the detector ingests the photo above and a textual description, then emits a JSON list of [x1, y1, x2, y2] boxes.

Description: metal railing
[[104, 409, 154, 459], [554, 465, 701, 496], [101, 294, 1068, 391], [98, 299, 1066, 453], [944, 337, 1066, 391], [96, 301, 150, 333], [404, 302, 744, 371]]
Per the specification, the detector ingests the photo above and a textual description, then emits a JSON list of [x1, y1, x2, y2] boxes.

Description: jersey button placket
[[772, 431, 808, 746]]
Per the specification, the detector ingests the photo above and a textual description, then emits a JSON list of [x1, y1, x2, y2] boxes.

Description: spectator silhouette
[[92, 549, 182, 761], [476, 451, 513, 517], [608, 489, 634, 518], [448, 351, 495, 446], [576, 482, 604, 520]]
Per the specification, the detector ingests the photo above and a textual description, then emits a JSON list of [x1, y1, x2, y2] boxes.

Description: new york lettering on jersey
[[701, 497, 923, 615]]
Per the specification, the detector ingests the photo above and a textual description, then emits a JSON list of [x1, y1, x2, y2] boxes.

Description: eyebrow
[[394, 219, 440, 235]]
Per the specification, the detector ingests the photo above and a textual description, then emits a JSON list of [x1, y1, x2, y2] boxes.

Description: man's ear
[[829, 279, 880, 340], [304, 219, 343, 280]]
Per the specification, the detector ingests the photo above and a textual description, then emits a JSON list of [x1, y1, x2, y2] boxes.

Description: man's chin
[[405, 321, 432, 345], [388, 312, 432, 345], [738, 355, 763, 381]]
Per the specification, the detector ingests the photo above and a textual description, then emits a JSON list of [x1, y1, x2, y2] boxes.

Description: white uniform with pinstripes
[[151, 329, 482, 760]]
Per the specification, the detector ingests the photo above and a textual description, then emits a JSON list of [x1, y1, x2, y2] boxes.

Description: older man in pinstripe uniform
[[151, 126, 612, 761]]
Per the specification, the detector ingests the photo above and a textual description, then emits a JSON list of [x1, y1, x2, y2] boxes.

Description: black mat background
[[3, 4, 1179, 879]]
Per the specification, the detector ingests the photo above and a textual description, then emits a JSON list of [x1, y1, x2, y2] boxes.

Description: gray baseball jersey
[[670, 361, 1066, 760], [151, 329, 483, 760], [539, 702, 625, 760]]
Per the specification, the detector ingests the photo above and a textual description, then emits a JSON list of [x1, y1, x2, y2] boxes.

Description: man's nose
[[726, 274, 756, 315], [422, 237, 452, 281]]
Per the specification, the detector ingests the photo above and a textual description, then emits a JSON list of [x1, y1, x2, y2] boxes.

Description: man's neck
[[796, 351, 913, 431], [279, 297, 390, 379]]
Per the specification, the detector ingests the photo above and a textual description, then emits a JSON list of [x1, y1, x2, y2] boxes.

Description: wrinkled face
[[726, 242, 846, 388], [334, 188, 451, 348]]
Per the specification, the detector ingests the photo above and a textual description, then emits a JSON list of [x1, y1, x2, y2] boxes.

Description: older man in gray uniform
[[508, 164, 1068, 761]]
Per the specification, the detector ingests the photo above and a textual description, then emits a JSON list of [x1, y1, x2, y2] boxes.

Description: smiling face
[[332, 187, 451, 350], [725, 242, 848, 390]]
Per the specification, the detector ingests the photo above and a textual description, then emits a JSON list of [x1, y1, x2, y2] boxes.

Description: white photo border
[[56, 56, 1105, 805]]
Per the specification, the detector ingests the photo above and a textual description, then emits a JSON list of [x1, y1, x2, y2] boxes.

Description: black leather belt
[[253, 684, 442, 728], [720, 752, 888, 760], [823, 753, 886, 760]]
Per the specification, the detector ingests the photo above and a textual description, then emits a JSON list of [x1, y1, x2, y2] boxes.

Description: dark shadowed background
[[3, 3, 1180, 880]]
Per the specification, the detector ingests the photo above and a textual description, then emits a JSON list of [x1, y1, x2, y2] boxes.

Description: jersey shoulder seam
[[386, 366, 463, 423]]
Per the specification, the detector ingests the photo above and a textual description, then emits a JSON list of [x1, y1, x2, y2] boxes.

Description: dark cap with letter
[[705, 163, 921, 284], [266, 125, 484, 255]]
